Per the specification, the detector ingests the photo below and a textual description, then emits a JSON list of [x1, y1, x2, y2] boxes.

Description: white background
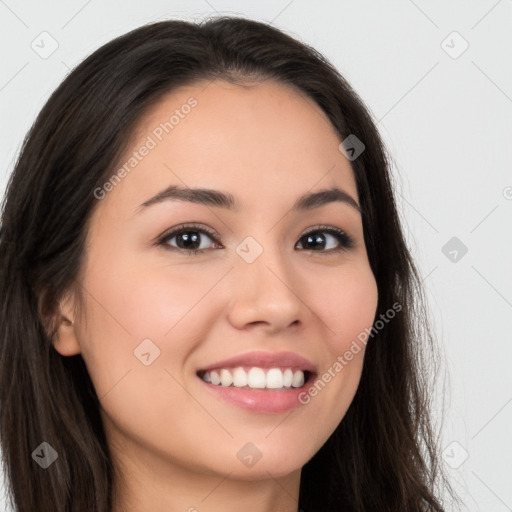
[[1, 1, 511, 511]]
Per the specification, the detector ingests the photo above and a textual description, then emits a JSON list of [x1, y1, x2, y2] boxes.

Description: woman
[[0, 16, 452, 512]]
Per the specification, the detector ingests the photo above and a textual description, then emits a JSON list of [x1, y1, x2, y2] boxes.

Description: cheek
[[76, 257, 229, 392], [81, 256, 228, 338], [296, 261, 378, 431], [308, 261, 379, 349], [322, 263, 378, 394]]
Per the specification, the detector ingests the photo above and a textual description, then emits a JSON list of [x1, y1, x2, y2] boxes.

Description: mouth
[[195, 366, 317, 413], [194, 350, 318, 412], [195, 367, 316, 391], [195, 350, 317, 389]]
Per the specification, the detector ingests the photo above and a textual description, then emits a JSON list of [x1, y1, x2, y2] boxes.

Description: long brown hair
[[0, 16, 453, 511]]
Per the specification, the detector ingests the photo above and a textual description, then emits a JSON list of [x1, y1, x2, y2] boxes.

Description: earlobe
[[52, 315, 81, 356], [47, 290, 82, 357]]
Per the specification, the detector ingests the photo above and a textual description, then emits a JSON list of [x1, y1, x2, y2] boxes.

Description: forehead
[[98, 79, 357, 215]]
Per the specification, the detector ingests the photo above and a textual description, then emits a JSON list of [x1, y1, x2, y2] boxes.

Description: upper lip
[[197, 350, 317, 373]]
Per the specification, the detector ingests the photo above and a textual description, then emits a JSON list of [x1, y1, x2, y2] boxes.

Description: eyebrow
[[136, 185, 360, 214]]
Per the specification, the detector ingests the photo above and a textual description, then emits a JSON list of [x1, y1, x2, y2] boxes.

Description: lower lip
[[197, 376, 312, 413]]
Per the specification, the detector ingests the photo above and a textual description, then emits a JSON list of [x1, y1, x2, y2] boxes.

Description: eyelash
[[156, 223, 354, 256]]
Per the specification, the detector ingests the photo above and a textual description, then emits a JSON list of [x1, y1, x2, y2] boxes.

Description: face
[[56, 79, 378, 483]]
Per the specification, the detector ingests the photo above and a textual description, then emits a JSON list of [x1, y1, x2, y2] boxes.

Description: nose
[[226, 243, 305, 334]]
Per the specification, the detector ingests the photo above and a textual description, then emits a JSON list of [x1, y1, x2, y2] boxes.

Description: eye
[[156, 223, 354, 256], [157, 224, 222, 255], [295, 226, 354, 252]]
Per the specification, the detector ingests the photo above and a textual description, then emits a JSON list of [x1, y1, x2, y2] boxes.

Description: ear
[[51, 291, 82, 357]]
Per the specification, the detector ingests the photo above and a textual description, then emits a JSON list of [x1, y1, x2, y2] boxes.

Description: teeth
[[210, 370, 221, 385], [248, 367, 266, 388], [291, 370, 304, 387], [233, 367, 248, 387], [266, 368, 283, 389], [201, 367, 306, 390], [219, 369, 233, 387], [282, 368, 293, 387]]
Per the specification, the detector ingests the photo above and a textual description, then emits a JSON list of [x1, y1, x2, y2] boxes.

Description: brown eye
[[158, 224, 221, 254], [296, 227, 354, 252]]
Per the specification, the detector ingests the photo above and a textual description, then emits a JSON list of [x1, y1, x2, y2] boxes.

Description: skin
[[54, 79, 378, 512]]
